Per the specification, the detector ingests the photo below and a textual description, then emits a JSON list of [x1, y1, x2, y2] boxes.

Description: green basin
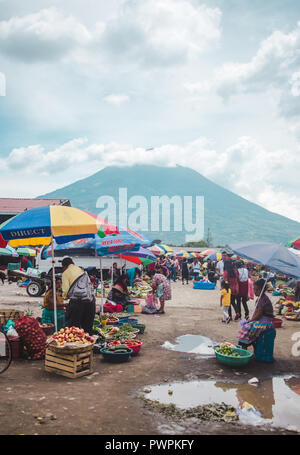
[[214, 345, 253, 367]]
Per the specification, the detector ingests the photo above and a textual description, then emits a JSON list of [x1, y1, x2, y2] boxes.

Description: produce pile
[[108, 339, 142, 348], [216, 343, 241, 358], [50, 327, 95, 346], [102, 344, 132, 354], [95, 324, 137, 341], [129, 281, 153, 299], [15, 316, 47, 360]]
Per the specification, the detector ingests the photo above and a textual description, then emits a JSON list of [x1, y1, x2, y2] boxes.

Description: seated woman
[[42, 278, 66, 332], [104, 274, 130, 312], [237, 278, 274, 348]]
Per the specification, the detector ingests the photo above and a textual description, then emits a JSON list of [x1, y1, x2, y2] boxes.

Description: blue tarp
[[228, 241, 300, 279]]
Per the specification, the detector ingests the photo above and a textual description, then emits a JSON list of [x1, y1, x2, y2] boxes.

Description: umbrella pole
[[100, 256, 104, 315], [111, 256, 113, 288], [51, 237, 57, 332]]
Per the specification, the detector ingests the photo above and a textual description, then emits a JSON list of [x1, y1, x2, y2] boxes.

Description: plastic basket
[[100, 347, 132, 363], [214, 345, 253, 367], [132, 323, 146, 334]]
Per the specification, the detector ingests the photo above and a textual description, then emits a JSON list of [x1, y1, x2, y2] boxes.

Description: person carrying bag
[[62, 257, 95, 335]]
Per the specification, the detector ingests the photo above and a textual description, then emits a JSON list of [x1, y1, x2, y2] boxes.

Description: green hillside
[[39, 164, 300, 245]]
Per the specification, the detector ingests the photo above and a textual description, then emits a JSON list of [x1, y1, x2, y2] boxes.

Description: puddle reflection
[[145, 376, 300, 431]]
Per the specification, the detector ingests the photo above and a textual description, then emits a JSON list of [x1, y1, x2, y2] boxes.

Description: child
[[220, 280, 231, 323]]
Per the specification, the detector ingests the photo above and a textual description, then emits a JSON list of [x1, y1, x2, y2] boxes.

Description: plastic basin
[[132, 323, 146, 334], [118, 318, 139, 325], [123, 340, 143, 356], [100, 347, 132, 363], [106, 318, 119, 325], [214, 345, 253, 367]]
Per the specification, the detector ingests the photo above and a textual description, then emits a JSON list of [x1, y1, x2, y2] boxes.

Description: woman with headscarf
[[237, 278, 274, 348]]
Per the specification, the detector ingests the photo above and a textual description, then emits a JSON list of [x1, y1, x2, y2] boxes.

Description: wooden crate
[[45, 348, 94, 379], [0, 309, 24, 327]]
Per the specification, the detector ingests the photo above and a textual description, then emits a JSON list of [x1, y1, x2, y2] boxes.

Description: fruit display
[[51, 327, 95, 346], [216, 345, 241, 357]]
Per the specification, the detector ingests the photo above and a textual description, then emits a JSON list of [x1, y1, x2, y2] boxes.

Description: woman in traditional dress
[[237, 279, 274, 348]]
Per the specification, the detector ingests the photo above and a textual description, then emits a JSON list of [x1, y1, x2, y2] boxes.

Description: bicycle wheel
[[0, 330, 12, 374]]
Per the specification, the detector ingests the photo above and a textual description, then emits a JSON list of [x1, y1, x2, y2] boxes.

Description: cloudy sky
[[0, 0, 299, 222]]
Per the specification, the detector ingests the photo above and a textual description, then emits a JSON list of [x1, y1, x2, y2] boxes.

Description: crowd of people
[[29, 249, 293, 352]]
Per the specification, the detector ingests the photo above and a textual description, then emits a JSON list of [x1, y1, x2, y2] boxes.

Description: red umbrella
[[292, 238, 300, 250]]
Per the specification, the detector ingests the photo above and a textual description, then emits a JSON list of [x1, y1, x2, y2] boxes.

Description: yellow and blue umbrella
[[160, 244, 173, 253], [0, 205, 120, 331], [176, 250, 193, 258], [204, 252, 222, 262], [0, 205, 120, 247]]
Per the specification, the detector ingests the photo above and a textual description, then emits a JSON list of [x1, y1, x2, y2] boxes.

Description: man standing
[[62, 257, 95, 335], [216, 252, 227, 287]]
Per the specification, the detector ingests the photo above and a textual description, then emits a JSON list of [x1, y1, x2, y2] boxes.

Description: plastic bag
[[6, 326, 19, 338], [145, 294, 157, 308], [26, 268, 41, 278], [236, 402, 264, 426], [3, 320, 15, 333], [248, 279, 254, 300]]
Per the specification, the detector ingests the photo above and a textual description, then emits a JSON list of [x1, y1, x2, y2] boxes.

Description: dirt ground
[[0, 280, 300, 436]]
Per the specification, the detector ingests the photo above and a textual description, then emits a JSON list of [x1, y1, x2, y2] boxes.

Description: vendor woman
[[106, 274, 130, 310], [42, 278, 66, 332], [237, 278, 274, 348]]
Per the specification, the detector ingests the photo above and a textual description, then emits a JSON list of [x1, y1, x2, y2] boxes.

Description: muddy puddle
[[162, 334, 217, 357], [143, 375, 300, 432]]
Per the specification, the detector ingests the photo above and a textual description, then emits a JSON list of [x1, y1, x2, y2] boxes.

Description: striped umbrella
[[205, 252, 222, 262], [117, 247, 158, 266], [0, 205, 120, 331], [176, 250, 193, 258], [17, 247, 36, 257], [148, 244, 166, 256], [0, 245, 18, 257], [160, 244, 173, 253], [201, 249, 217, 257]]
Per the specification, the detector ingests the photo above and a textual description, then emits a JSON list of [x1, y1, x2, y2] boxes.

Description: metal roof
[[0, 198, 71, 214]]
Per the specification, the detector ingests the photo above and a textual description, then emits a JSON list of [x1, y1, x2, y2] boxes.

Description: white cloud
[[184, 21, 300, 105], [104, 94, 129, 106], [97, 0, 222, 66], [0, 8, 91, 62], [0, 1, 222, 67], [2, 135, 300, 222]]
